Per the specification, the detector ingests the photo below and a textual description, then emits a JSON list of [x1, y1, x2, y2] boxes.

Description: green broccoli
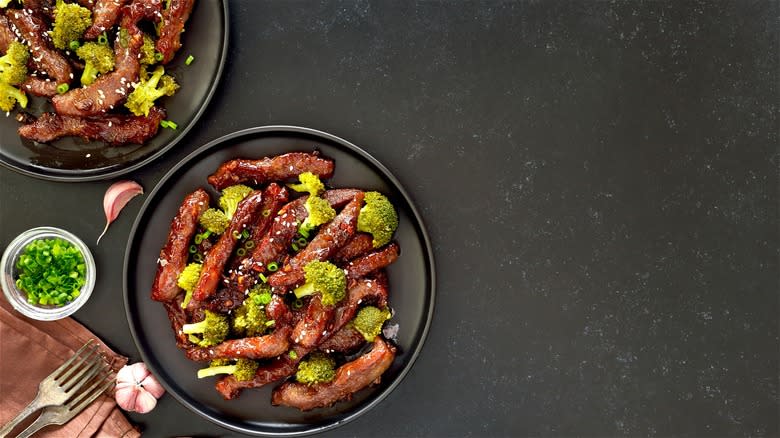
[[288, 172, 325, 196], [231, 284, 273, 337], [199, 208, 229, 235], [293, 260, 346, 307], [218, 184, 253, 220], [1, 41, 29, 85], [182, 310, 229, 347], [295, 352, 336, 385], [357, 191, 399, 248], [140, 33, 157, 65], [124, 65, 179, 116], [351, 306, 392, 342], [0, 0, 12, 8], [50, 0, 92, 50], [176, 262, 202, 309], [288, 173, 335, 236], [0, 42, 29, 113], [75, 42, 114, 86], [197, 358, 259, 381]]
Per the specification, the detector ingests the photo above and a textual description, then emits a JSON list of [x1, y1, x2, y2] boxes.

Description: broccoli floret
[[218, 184, 253, 220], [75, 41, 114, 86], [351, 306, 392, 342], [176, 262, 202, 309], [124, 65, 179, 116], [182, 310, 229, 347], [0, 0, 12, 8], [288, 173, 335, 236], [1, 41, 29, 85], [231, 284, 273, 337], [295, 352, 336, 385], [299, 195, 336, 237], [140, 33, 157, 65], [288, 172, 325, 196], [199, 208, 229, 235], [50, 0, 92, 50], [0, 82, 27, 112], [293, 260, 346, 307], [357, 191, 399, 248], [197, 358, 259, 381]]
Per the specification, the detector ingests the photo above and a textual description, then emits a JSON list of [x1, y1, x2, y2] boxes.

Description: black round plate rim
[[0, 0, 230, 183], [123, 125, 436, 437]]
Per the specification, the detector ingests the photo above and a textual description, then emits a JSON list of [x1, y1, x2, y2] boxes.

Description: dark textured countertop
[[1, 1, 777, 436]]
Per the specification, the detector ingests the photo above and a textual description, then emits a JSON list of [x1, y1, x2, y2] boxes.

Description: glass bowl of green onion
[[1, 227, 96, 321]]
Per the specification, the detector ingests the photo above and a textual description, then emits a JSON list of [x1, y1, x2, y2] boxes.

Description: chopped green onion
[[236, 247, 246, 257], [288, 350, 298, 360], [232, 230, 241, 240], [292, 298, 304, 310], [194, 235, 204, 245], [185, 54, 194, 65], [244, 240, 255, 249], [241, 229, 250, 239], [298, 227, 310, 239], [267, 262, 278, 272], [56, 83, 69, 94], [160, 120, 178, 130], [262, 209, 271, 217], [98, 32, 108, 45], [189, 245, 197, 254], [291, 243, 299, 252], [193, 253, 203, 263], [265, 320, 275, 327], [69, 40, 80, 50], [154, 51, 164, 62], [296, 237, 308, 246], [258, 273, 268, 283], [14, 238, 86, 308]]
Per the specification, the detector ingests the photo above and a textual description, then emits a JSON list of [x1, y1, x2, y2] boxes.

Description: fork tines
[[54, 340, 108, 393]]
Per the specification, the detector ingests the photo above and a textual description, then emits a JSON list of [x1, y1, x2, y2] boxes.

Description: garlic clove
[[115, 362, 165, 414], [98, 180, 143, 245]]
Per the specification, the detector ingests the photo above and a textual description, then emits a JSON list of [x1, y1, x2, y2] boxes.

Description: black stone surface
[[1, 1, 777, 436]]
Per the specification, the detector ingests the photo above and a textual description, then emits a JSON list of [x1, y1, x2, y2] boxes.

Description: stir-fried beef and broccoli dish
[[150, 151, 401, 410], [0, 0, 195, 145]]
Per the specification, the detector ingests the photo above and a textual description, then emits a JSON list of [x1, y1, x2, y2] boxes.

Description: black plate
[[123, 126, 436, 436], [0, 1, 229, 182]]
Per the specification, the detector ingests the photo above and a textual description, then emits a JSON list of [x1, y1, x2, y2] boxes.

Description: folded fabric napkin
[[0, 295, 140, 438]]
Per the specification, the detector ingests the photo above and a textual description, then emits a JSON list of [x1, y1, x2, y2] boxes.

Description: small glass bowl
[[1, 227, 96, 321]]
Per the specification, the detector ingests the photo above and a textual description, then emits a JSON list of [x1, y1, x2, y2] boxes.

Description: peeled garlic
[[115, 362, 165, 414]]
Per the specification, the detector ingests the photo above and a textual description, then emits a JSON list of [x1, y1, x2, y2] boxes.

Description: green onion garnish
[[241, 229, 250, 239], [258, 273, 268, 283], [291, 243, 299, 252], [193, 253, 203, 262], [185, 54, 194, 65], [232, 230, 241, 240], [296, 237, 308, 246], [98, 32, 108, 45], [265, 320, 275, 327], [56, 83, 69, 94], [194, 235, 204, 244], [14, 238, 86, 308], [160, 120, 178, 130], [69, 40, 80, 50], [267, 261, 278, 272], [288, 350, 298, 360], [236, 247, 246, 257], [189, 245, 197, 254], [292, 298, 303, 310], [262, 209, 271, 217], [244, 240, 255, 249]]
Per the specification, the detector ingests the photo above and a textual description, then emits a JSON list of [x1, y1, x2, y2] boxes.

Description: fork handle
[[14, 412, 55, 438], [0, 394, 45, 438]]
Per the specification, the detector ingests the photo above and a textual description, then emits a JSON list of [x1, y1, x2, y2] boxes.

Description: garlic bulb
[[115, 362, 165, 414]]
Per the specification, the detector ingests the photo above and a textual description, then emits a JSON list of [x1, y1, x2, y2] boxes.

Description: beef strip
[[7, 8, 72, 97], [150, 188, 210, 302], [271, 337, 396, 411], [155, 0, 194, 64], [318, 325, 365, 354], [18, 106, 165, 144], [345, 242, 400, 280], [84, 0, 129, 39], [185, 326, 292, 362], [207, 152, 335, 191], [332, 233, 374, 264], [291, 294, 335, 348], [189, 190, 264, 306]]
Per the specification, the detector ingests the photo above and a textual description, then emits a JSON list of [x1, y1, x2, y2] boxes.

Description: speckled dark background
[[1, 1, 777, 436]]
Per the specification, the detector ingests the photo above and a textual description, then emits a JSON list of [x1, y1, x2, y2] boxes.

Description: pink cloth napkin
[[0, 295, 141, 437]]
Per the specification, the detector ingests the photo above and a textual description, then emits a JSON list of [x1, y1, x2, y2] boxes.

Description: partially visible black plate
[[123, 126, 435, 436], [0, 1, 228, 181]]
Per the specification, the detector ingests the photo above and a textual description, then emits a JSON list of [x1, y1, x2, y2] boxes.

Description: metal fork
[[14, 368, 116, 438], [0, 340, 107, 438]]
